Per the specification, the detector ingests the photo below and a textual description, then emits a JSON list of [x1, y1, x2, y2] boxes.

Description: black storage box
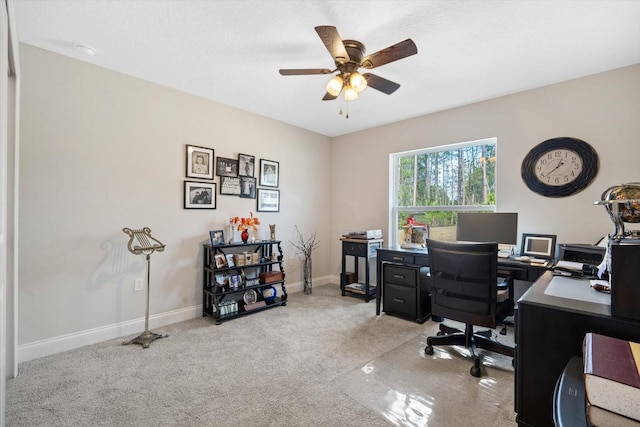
[[610, 242, 640, 321]]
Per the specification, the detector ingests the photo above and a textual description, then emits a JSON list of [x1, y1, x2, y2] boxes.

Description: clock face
[[521, 137, 599, 197], [534, 149, 583, 186]]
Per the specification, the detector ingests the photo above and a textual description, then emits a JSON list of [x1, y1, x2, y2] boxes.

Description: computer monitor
[[455, 212, 518, 246]]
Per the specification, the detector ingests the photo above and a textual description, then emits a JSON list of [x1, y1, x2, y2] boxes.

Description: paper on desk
[[555, 260, 584, 271]]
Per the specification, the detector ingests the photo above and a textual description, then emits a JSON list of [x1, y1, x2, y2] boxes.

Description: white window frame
[[388, 137, 498, 246]]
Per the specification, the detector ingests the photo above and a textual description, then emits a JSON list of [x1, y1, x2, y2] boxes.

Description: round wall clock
[[521, 137, 599, 197]]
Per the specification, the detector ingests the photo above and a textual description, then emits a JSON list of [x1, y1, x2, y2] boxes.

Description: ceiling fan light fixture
[[344, 85, 359, 101], [350, 72, 367, 93], [326, 75, 344, 97]]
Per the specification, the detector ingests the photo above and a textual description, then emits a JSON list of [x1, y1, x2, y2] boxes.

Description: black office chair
[[424, 239, 515, 377]]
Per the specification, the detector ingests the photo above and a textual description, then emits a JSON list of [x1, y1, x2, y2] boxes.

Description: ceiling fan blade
[[322, 92, 338, 101], [315, 26, 350, 64], [361, 39, 417, 69], [363, 73, 401, 94], [279, 68, 333, 76]]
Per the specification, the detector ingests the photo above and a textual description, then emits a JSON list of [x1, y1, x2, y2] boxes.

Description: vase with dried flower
[[234, 212, 260, 244], [290, 225, 320, 294]]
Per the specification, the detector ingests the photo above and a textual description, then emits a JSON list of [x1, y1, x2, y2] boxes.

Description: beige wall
[[18, 42, 640, 361], [331, 64, 640, 275], [18, 44, 332, 359]]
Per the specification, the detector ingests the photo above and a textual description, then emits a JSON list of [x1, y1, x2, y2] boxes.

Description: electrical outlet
[[134, 278, 144, 292]]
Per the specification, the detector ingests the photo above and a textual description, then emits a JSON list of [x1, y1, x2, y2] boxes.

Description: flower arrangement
[[233, 212, 260, 232]]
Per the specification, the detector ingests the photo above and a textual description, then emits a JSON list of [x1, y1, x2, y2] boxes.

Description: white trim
[[17, 276, 337, 363], [18, 305, 201, 363]]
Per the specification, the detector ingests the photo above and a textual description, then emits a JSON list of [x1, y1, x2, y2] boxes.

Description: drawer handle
[[393, 274, 406, 279], [392, 256, 404, 260], [393, 298, 406, 303]]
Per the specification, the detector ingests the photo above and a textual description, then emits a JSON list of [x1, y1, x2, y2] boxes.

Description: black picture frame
[[220, 176, 241, 195], [186, 145, 214, 180], [520, 233, 557, 259], [216, 157, 239, 177], [184, 181, 216, 209], [259, 159, 279, 188], [238, 153, 255, 177], [209, 230, 225, 245], [257, 188, 280, 212], [240, 176, 256, 199]]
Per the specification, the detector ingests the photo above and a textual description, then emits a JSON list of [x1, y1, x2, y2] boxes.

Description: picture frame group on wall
[[183, 143, 281, 211], [184, 181, 216, 209], [186, 145, 214, 180], [259, 159, 279, 188], [257, 188, 280, 212]]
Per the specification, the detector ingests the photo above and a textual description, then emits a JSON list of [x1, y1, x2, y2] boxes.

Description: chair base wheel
[[470, 364, 481, 377], [425, 345, 434, 355]]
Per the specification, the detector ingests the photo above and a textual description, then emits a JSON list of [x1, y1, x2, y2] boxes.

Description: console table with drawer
[[340, 238, 384, 302]]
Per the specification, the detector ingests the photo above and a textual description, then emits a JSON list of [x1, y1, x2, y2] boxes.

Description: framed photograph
[[225, 254, 235, 268], [214, 254, 227, 269], [214, 273, 228, 286], [240, 176, 257, 199], [209, 230, 225, 245], [186, 145, 214, 180], [521, 233, 557, 259], [259, 159, 279, 187], [184, 181, 216, 209], [257, 188, 280, 212], [238, 153, 255, 177], [216, 157, 239, 177], [220, 176, 241, 195]]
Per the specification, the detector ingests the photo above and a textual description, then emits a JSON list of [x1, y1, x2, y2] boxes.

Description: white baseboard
[[18, 276, 340, 364], [17, 305, 201, 363]]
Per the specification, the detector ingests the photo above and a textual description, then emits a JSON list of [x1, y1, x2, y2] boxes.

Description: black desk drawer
[[384, 283, 417, 319], [383, 264, 416, 288], [379, 252, 414, 264], [343, 241, 367, 257]]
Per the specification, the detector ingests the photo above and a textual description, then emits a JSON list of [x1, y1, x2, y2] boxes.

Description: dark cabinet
[[382, 263, 431, 322]]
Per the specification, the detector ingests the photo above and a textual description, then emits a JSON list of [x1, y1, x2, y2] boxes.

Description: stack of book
[[583, 333, 640, 426]]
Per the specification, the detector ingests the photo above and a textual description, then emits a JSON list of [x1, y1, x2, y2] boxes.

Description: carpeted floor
[[6, 284, 517, 426]]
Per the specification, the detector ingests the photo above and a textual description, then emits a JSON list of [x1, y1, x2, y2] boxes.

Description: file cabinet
[[382, 262, 431, 323]]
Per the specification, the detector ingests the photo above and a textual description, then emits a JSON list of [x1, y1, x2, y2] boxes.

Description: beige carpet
[[6, 284, 516, 426]]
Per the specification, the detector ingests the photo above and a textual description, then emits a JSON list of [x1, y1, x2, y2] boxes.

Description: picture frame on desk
[[521, 233, 557, 259]]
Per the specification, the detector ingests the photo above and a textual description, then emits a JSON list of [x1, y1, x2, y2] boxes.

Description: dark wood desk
[[515, 272, 640, 427], [376, 246, 547, 317]]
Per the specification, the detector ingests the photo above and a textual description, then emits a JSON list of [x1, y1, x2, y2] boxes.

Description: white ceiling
[[12, 0, 640, 137]]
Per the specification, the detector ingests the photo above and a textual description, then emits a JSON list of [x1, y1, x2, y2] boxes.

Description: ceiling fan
[[279, 26, 417, 102]]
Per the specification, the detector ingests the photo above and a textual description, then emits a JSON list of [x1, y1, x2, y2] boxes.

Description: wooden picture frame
[[240, 176, 256, 199], [521, 233, 557, 259], [186, 145, 214, 180], [257, 188, 280, 212], [259, 159, 279, 188], [209, 230, 225, 245], [219, 176, 241, 195], [238, 153, 255, 177], [214, 254, 227, 268], [184, 181, 216, 209], [216, 157, 239, 177]]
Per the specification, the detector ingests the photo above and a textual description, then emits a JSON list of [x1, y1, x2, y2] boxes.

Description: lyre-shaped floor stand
[[122, 227, 167, 349]]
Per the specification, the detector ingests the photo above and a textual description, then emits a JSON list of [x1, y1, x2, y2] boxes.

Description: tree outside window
[[391, 138, 497, 245]]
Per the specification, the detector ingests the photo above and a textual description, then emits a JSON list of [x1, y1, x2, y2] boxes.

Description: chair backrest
[[427, 239, 502, 329]]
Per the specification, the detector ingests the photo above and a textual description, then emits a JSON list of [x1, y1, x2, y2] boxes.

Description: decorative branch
[[290, 225, 320, 260]]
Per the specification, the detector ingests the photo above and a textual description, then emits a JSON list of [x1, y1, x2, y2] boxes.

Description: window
[[390, 138, 497, 245]]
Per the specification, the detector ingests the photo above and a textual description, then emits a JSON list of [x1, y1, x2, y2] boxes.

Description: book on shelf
[[344, 282, 376, 295], [587, 403, 640, 427], [583, 332, 640, 421]]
